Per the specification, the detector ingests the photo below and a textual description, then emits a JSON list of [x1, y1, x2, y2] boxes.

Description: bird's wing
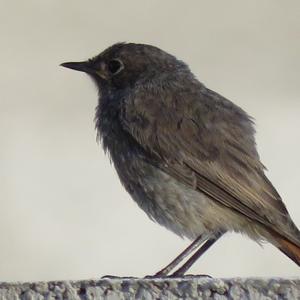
[[120, 84, 298, 243]]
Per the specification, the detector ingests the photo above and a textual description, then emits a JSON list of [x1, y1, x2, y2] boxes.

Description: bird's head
[[61, 43, 190, 91]]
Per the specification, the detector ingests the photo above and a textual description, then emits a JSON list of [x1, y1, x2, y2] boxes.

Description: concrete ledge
[[0, 277, 299, 299]]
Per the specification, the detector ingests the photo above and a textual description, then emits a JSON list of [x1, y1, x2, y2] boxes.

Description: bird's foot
[[145, 271, 212, 279], [144, 274, 168, 279], [168, 273, 212, 278], [101, 275, 122, 279]]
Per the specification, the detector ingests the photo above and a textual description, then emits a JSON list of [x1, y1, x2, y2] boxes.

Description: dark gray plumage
[[61, 43, 300, 275]]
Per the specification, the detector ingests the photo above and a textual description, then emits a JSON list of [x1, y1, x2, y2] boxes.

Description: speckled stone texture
[[0, 277, 299, 300]]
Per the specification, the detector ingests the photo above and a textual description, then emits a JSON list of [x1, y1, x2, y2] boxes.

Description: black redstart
[[61, 43, 300, 276]]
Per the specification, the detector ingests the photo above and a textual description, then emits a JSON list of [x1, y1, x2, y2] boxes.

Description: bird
[[61, 42, 300, 276]]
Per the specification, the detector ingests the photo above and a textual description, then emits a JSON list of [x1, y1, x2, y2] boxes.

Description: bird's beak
[[60, 61, 95, 74]]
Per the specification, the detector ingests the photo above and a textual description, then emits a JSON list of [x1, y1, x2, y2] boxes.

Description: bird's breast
[[107, 138, 216, 239]]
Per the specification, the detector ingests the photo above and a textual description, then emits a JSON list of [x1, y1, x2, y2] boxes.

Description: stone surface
[[0, 277, 299, 299]]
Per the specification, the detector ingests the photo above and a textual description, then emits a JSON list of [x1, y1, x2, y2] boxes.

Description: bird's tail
[[276, 236, 300, 266], [271, 225, 300, 267]]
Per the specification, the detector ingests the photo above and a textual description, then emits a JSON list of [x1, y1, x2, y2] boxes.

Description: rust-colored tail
[[275, 236, 300, 267]]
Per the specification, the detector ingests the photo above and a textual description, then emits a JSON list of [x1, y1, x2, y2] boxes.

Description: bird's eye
[[107, 59, 123, 75]]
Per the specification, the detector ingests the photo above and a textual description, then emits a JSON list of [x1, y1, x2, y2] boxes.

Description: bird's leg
[[170, 231, 224, 277], [154, 234, 208, 277]]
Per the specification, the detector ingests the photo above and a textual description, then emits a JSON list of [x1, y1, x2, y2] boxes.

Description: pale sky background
[[0, 1, 300, 281]]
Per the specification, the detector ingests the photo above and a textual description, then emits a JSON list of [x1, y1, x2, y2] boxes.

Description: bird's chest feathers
[[95, 93, 125, 150]]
